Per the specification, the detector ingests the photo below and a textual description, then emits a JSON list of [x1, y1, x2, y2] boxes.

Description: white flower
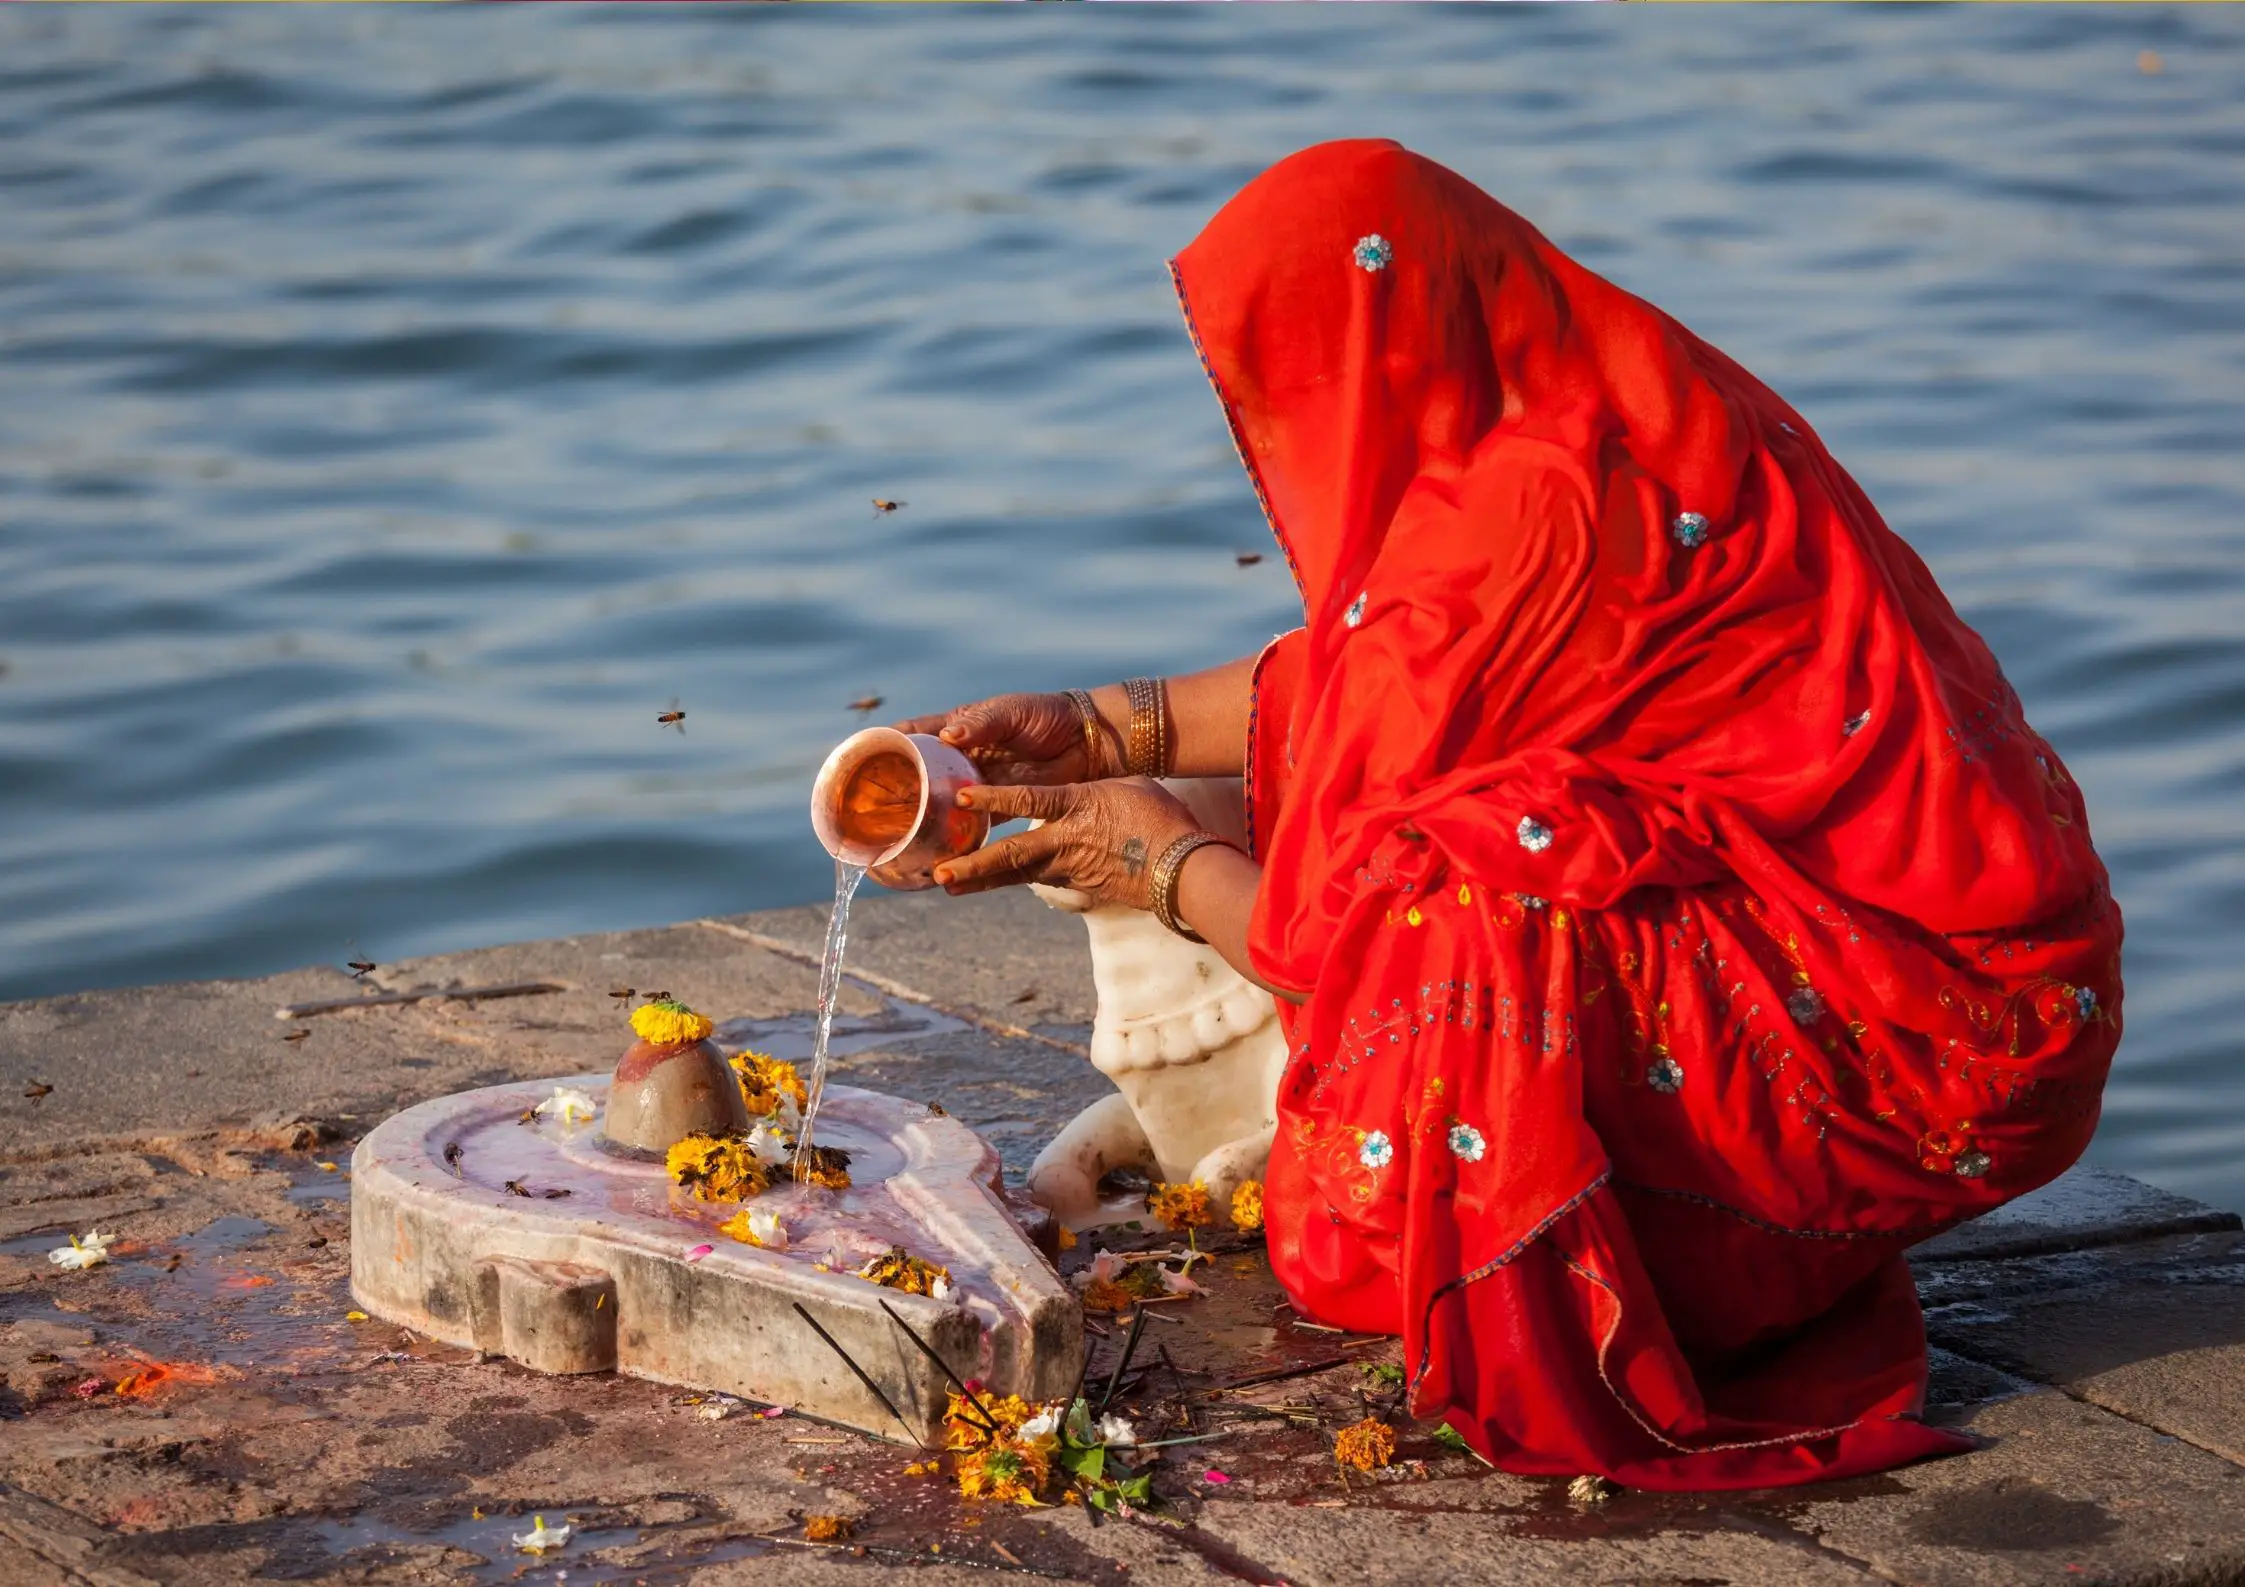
[[535, 1086, 598, 1125], [1072, 1250, 1128, 1290], [1097, 1414, 1137, 1447], [1358, 1131, 1394, 1171], [746, 1208, 789, 1252], [746, 1122, 793, 1167], [1446, 1123, 1487, 1163], [513, 1515, 572, 1553], [48, 1230, 116, 1271], [776, 1092, 804, 1132], [1159, 1266, 1205, 1297], [1019, 1407, 1062, 1441], [931, 1274, 955, 1304]]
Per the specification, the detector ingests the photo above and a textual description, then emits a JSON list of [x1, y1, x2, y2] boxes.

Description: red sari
[[1172, 142, 2121, 1490]]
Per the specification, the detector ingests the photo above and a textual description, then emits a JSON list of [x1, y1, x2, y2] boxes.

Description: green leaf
[[1360, 1361, 1406, 1387], [1431, 1422, 1471, 1452], [1118, 1472, 1155, 1503]]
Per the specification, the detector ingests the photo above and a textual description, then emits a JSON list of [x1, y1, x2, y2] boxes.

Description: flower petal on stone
[[536, 1085, 599, 1125], [684, 1243, 714, 1263], [1159, 1266, 1205, 1297], [1203, 1469, 1232, 1485]]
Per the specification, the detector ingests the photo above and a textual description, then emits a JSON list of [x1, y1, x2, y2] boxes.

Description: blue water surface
[[2, 5, 2242, 1209]]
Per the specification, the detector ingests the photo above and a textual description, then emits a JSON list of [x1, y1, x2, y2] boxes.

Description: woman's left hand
[[934, 778, 1201, 911]]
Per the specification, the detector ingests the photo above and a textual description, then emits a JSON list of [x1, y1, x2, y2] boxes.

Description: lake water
[[2, 5, 2241, 1211]]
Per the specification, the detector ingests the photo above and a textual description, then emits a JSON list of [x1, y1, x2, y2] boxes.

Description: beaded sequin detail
[[1344, 591, 1368, 628], [1358, 1131, 1394, 1170], [2074, 986, 2098, 1020], [1352, 234, 1393, 272], [1516, 816, 1554, 853], [1953, 1149, 1992, 1179], [1787, 987, 1827, 1026], [1646, 1057, 1685, 1094], [1843, 710, 1872, 737], [1446, 1123, 1486, 1163], [1670, 511, 1711, 549]]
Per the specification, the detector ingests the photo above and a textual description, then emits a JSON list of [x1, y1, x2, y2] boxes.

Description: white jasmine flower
[[746, 1208, 788, 1252], [1018, 1407, 1061, 1441], [1158, 1266, 1205, 1297], [930, 1274, 955, 1304], [1097, 1414, 1137, 1447], [513, 1515, 572, 1553], [746, 1122, 792, 1167], [48, 1230, 116, 1271], [536, 1086, 598, 1125]]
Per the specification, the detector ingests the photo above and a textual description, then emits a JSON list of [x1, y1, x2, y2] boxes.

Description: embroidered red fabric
[[1176, 141, 2122, 1489]]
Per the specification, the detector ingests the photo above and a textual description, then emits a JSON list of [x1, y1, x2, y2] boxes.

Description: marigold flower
[[717, 1206, 788, 1250], [730, 1049, 808, 1117], [858, 1245, 950, 1298], [944, 1388, 1035, 1449], [1334, 1417, 1398, 1473], [954, 1436, 1050, 1505], [1230, 1178, 1265, 1232], [666, 1134, 768, 1203], [631, 999, 715, 1048], [1057, 1226, 1079, 1251], [796, 1144, 853, 1190], [802, 1514, 853, 1542], [1148, 1180, 1213, 1232]]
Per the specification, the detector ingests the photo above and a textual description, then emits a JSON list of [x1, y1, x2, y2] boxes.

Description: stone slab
[[1912, 1166, 2242, 1265], [1798, 1386, 2245, 1586], [1926, 1239, 2245, 1468], [350, 1075, 1080, 1443]]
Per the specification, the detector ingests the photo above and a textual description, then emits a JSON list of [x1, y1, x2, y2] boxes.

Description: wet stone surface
[[6, 906, 2245, 1584]]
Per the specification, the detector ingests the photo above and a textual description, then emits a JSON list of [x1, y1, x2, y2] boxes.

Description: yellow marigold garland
[[1334, 1417, 1397, 1473], [954, 1437, 1049, 1505], [943, 1388, 1034, 1449], [666, 1134, 768, 1203], [631, 999, 714, 1048], [1230, 1178, 1264, 1232], [1147, 1180, 1213, 1232]]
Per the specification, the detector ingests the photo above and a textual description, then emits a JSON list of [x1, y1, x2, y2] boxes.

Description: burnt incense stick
[[790, 1301, 927, 1449], [1096, 1305, 1149, 1418], [878, 1298, 998, 1435]]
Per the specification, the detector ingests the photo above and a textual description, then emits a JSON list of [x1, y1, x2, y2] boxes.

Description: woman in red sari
[[912, 140, 2121, 1490]]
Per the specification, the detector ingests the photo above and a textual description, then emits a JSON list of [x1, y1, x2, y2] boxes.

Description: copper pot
[[809, 727, 987, 891]]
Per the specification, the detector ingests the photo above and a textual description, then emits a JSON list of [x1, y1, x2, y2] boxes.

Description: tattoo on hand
[[1120, 837, 1146, 878]]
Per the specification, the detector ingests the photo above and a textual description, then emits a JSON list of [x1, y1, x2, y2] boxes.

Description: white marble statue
[[1027, 778, 1287, 1228]]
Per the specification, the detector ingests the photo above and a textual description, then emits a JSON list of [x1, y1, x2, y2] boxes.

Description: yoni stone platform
[[349, 1075, 1079, 1444]]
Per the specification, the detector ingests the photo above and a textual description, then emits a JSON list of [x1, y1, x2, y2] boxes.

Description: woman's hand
[[890, 692, 1112, 787], [933, 778, 1201, 911]]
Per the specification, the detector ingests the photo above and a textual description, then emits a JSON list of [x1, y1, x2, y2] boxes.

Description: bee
[[23, 1081, 52, 1099], [502, 1179, 531, 1198], [608, 986, 635, 1002], [1011, 988, 1038, 1004], [926, 1101, 947, 1118], [541, 1187, 572, 1200], [642, 989, 672, 1004], [517, 1107, 539, 1126], [1235, 551, 1264, 567], [347, 959, 376, 979], [442, 1141, 464, 1176], [282, 1028, 311, 1044], [847, 694, 884, 716], [871, 499, 906, 516], [657, 698, 686, 733]]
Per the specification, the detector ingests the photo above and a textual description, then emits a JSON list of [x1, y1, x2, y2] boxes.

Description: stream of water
[[791, 858, 866, 1178]]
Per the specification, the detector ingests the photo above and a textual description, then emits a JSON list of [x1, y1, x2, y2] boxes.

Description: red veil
[[1173, 142, 2121, 1489]]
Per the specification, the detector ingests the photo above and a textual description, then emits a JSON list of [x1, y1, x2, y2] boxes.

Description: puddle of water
[[306, 1514, 775, 1586], [713, 994, 967, 1066]]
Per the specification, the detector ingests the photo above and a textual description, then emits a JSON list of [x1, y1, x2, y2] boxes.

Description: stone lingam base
[[348, 1075, 1080, 1445]]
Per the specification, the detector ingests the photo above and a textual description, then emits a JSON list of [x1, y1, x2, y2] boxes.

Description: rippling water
[[2, 5, 2241, 1208]]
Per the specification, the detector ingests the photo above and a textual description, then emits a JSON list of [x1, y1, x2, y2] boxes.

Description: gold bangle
[[1063, 688, 1108, 779], [1149, 829, 1229, 944], [1122, 676, 1173, 779]]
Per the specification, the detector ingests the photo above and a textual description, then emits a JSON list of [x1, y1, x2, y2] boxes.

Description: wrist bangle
[[1063, 688, 1109, 779], [1149, 829, 1230, 944], [1122, 676, 1174, 779]]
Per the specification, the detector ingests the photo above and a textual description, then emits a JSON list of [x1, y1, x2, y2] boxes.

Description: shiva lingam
[[348, 728, 1075, 1443]]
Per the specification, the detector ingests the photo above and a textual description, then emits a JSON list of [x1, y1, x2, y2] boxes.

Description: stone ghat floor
[[3, 888, 2244, 1587]]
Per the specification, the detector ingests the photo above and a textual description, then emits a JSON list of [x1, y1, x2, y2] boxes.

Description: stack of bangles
[[1149, 830, 1233, 944], [1064, 676, 1176, 780]]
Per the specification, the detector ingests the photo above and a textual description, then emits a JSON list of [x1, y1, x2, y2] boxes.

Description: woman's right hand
[[890, 692, 1111, 787]]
